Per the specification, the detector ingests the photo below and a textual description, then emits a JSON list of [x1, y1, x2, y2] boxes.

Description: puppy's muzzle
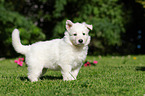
[[78, 39, 83, 44]]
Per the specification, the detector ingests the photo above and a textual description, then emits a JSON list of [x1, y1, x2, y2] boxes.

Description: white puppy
[[12, 20, 93, 82]]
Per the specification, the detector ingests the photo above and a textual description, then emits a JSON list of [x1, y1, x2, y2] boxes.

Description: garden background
[[0, 0, 145, 57], [0, 0, 145, 95]]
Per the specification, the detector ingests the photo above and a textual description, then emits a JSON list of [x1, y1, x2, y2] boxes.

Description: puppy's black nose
[[78, 39, 83, 43]]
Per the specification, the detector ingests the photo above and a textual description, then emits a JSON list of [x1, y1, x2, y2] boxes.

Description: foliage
[[119, 0, 145, 55], [9, 0, 125, 55], [136, 0, 145, 8], [54, 0, 125, 54], [52, 0, 125, 55], [0, 55, 145, 95], [0, 1, 45, 57], [1, 0, 136, 56]]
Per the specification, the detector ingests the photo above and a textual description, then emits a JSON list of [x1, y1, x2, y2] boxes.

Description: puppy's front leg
[[61, 65, 75, 81], [71, 66, 81, 80]]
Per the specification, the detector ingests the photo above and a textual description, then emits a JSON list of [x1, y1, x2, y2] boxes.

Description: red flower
[[84, 61, 91, 67], [84, 63, 88, 67], [93, 61, 98, 64], [14, 58, 24, 66]]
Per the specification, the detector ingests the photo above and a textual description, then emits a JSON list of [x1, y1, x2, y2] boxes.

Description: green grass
[[0, 55, 145, 96]]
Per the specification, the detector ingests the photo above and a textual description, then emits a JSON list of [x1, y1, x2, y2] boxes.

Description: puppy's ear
[[86, 25, 93, 30], [83, 22, 93, 30], [66, 20, 73, 31]]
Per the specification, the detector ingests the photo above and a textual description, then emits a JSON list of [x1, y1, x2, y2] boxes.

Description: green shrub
[[51, 0, 125, 54], [0, 0, 127, 56], [0, 1, 45, 57]]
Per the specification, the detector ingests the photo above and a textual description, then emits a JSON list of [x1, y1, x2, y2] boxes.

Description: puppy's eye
[[73, 33, 77, 36], [83, 33, 85, 35]]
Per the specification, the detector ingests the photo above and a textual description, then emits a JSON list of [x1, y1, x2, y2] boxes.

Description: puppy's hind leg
[[71, 66, 81, 80], [28, 65, 43, 82]]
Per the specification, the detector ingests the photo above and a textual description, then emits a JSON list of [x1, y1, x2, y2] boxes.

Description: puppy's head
[[65, 20, 93, 46]]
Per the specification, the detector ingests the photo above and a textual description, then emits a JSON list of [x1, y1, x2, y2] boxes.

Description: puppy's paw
[[31, 79, 38, 82], [63, 76, 75, 81], [28, 76, 38, 82]]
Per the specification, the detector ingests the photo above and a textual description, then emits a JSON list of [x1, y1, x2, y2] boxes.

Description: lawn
[[0, 55, 145, 96]]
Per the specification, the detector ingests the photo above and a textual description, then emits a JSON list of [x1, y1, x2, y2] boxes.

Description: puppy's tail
[[12, 29, 30, 55]]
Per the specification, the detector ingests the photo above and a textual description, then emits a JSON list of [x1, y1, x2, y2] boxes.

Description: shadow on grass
[[20, 77, 29, 81], [136, 66, 145, 71], [20, 75, 62, 81], [40, 76, 62, 80]]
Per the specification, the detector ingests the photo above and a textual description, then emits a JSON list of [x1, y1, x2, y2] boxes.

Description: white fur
[[12, 20, 93, 82]]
